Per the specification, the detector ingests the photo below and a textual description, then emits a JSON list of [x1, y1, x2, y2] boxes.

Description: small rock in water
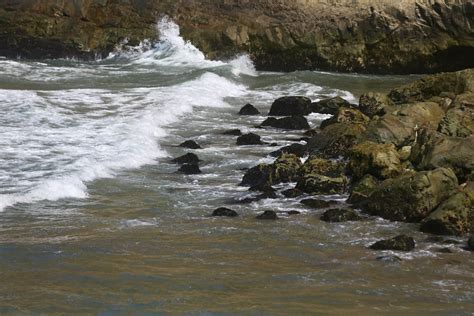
[[256, 210, 279, 220], [257, 189, 278, 200], [239, 103, 260, 115], [178, 164, 202, 175], [222, 129, 242, 136], [320, 208, 361, 222], [376, 255, 403, 263], [249, 183, 276, 192], [287, 210, 301, 215], [300, 199, 333, 209], [369, 235, 416, 252], [237, 133, 264, 145], [281, 188, 304, 198], [212, 207, 238, 217], [172, 153, 200, 165], [179, 140, 201, 149]]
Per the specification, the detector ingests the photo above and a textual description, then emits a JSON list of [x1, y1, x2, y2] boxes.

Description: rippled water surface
[[1, 20, 473, 314]]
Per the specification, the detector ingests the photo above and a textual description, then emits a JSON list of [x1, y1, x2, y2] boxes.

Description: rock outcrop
[[1, 0, 473, 74]]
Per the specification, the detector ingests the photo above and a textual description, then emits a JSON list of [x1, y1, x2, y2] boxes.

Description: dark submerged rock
[[256, 210, 279, 220], [212, 207, 238, 217], [287, 210, 301, 215], [239, 103, 260, 115], [282, 188, 304, 198], [261, 116, 310, 130], [369, 235, 416, 251], [222, 129, 242, 136], [178, 164, 202, 174], [179, 140, 201, 149], [268, 96, 311, 116], [376, 255, 403, 263], [300, 199, 333, 209], [172, 153, 201, 165], [237, 133, 264, 145], [320, 208, 361, 222]]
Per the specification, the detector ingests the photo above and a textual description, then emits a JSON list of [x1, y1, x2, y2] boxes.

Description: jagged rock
[[410, 130, 474, 182], [212, 207, 238, 217], [348, 141, 402, 181], [348, 174, 379, 205], [237, 133, 264, 145], [178, 164, 202, 174], [307, 122, 367, 158], [360, 168, 458, 222], [256, 210, 278, 220], [364, 101, 445, 146], [320, 208, 361, 222], [239, 103, 260, 115], [420, 192, 473, 236], [261, 116, 310, 130], [281, 188, 304, 198], [172, 153, 200, 165], [268, 96, 311, 116], [358, 92, 391, 118], [270, 143, 307, 158], [311, 96, 352, 115], [438, 93, 474, 137], [179, 140, 201, 149], [300, 198, 333, 209], [388, 69, 474, 104], [320, 107, 370, 129], [369, 235, 415, 251], [222, 129, 242, 136]]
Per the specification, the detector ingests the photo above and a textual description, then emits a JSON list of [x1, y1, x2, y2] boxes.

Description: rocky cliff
[[1, 0, 473, 74]]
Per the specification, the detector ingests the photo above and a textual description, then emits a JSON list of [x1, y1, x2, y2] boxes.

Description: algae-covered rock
[[320, 208, 361, 222], [268, 96, 311, 116], [311, 97, 353, 115], [437, 93, 474, 137], [320, 107, 370, 130], [348, 141, 402, 181], [270, 143, 307, 158], [358, 92, 391, 118], [296, 174, 347, 195], [420, 192, 473, 236], [240, 154, 302, 187], [360, 168, 458, 222], [369, 235, 415, 251], [348, 174, 379, 205], [307, 123, 367, 158]]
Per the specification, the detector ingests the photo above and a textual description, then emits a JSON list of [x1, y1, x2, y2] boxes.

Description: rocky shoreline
[[1, 0, 473, 74], [173, 68, 474, 253]]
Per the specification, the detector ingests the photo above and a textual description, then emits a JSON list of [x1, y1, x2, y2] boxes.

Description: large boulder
[[420, 192, 473, 236], [296, 157, 347, 195], [270, 143, 308, 158], [320, 107, 370, 130], [268, 96, 311, 116], [364, 101, 445, 146], [358, 92, 391, 118], [261, 116, 310, 130], [310, 96, 353, 115], [348, 141, 402, 181], [410, 130, 474, 182], [307, 122, 367, 158], [360, 168, 459, 222], [240, 154, 302, 187]]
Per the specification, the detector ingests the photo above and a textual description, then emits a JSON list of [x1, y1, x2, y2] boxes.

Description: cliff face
[[0, 0, 473, 74]]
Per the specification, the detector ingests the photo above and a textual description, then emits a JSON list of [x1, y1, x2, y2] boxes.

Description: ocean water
[[0, 19, 473, 314]]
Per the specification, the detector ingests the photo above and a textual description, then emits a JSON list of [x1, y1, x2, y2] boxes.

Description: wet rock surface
[[212, 207, 238, 217], [370, 235, 416, 252]]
